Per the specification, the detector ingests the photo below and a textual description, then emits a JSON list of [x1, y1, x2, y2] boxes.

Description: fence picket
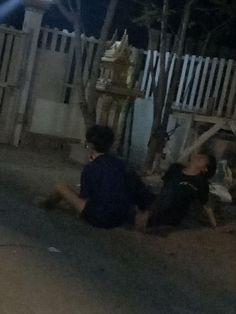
[[83, 38, 96, 83], [203, 57, 218, 113], [62, 38, 75, 100], [60, 31, 68, 53], [182, 55, 196, 110], [189, 57, 203, 111], [212, 58, 225, 113], [0, 33, 14, 82], [8, 36, 21, 84], [226, 65, 236, 117], [195, 57, 210, 111], [154, 53, 161, 87], [166, 53, 176, 96], [0, 26, 27, 142], [141, 50, 151, 92], [217, 59, 233, 117], [145, 51, 158, 99], [165, 52, 170, 69], [81, 34, 87, 55], [51, 28, 59, 51], [175, 55, 189, 108], [0, 33, 14, 104], [41, 28, 48, 49]]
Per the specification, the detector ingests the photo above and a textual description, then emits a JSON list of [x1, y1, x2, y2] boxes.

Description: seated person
[[41, 125, 152, 229], [148, 154, 217, 228]]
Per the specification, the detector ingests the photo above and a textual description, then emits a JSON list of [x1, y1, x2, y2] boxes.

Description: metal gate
[[0, 25, 28, 143]]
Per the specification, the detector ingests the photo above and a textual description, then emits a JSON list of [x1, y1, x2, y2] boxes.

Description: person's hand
[[89, 155, 95, 162], [135, 210, 150, 232]]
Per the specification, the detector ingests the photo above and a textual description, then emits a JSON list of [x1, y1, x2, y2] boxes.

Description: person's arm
[[204, 205, 217, 228], [199, 180, 217, 228]]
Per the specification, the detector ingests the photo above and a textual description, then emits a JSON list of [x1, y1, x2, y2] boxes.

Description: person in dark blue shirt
[[41, 125, 152, 229]]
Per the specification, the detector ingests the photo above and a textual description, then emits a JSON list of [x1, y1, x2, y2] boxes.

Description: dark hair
[[205, 155, 217, 179], [86, 125, 114, 153]]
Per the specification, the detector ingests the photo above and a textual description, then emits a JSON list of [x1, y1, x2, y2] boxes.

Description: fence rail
[[141, 50, 236, 119]]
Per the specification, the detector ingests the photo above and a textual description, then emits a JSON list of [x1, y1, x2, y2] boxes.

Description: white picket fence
[[0, 25, 28, 142], [141, 51, 236, 119], [1, 21, 236, 146], [0, 25, 26, 106], [26, 26, 102, 140]]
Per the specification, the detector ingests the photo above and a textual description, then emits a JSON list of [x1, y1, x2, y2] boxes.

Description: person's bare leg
[[204, 206, 217, 228], [204, 197, 217, 228], [135, 209, 151, 232], [55, 183, 86, 214]]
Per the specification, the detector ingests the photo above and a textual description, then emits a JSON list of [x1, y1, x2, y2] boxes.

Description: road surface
[[0, 146, 235, 314]]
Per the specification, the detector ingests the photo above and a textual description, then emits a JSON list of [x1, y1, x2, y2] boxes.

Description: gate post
[[13, 0, 52, 146]]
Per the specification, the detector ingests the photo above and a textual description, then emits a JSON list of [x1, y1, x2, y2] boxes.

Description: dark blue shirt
[[80, 154, 131, 228], [154, 163, 209, 226]]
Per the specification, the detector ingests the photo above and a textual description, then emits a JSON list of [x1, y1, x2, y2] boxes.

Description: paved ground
[[0, 145, 235, 314]]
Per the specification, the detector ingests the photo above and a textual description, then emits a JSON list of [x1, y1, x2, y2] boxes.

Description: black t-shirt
[[154, 163, 209, 226], [80, 154, 131, 228]]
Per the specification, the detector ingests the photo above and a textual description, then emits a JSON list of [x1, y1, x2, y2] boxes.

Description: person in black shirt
[[41, 125, 151, 229], [149, 154, 217, 227]]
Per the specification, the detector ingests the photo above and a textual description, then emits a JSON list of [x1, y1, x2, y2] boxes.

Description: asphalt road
[[0, 146, 235, 314]]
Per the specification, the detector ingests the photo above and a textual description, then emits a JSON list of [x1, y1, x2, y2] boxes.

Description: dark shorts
[[149, 195, 191, 227], [82, 201, 129, 229]]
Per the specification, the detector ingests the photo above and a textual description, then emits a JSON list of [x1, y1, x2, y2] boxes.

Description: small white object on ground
[[47, 247, 62, 253], [210, 183, 232, 203]]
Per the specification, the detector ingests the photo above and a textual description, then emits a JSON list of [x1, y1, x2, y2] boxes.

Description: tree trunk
[[145, 0, 197, 172], [160, 0, 197, 150], [145, 0, 169, 170], [116, 49, 143, 156], [87, 0, 119, 123], [155, 0, 169, 129]]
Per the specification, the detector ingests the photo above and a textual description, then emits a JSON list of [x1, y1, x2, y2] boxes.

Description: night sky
[[0, 0, 236, 50], [0, 0, 147, 48]]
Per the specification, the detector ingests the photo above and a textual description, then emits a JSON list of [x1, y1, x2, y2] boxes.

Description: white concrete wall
[[130, 98, 153, 165], [29, 95, 109, 143], [30, 98, 85, 140], [31, 49, 68, 103], [130, 98, 191, 166]]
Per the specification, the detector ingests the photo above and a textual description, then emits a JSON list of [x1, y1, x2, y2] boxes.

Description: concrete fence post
[[13, 0, 52, 145]]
